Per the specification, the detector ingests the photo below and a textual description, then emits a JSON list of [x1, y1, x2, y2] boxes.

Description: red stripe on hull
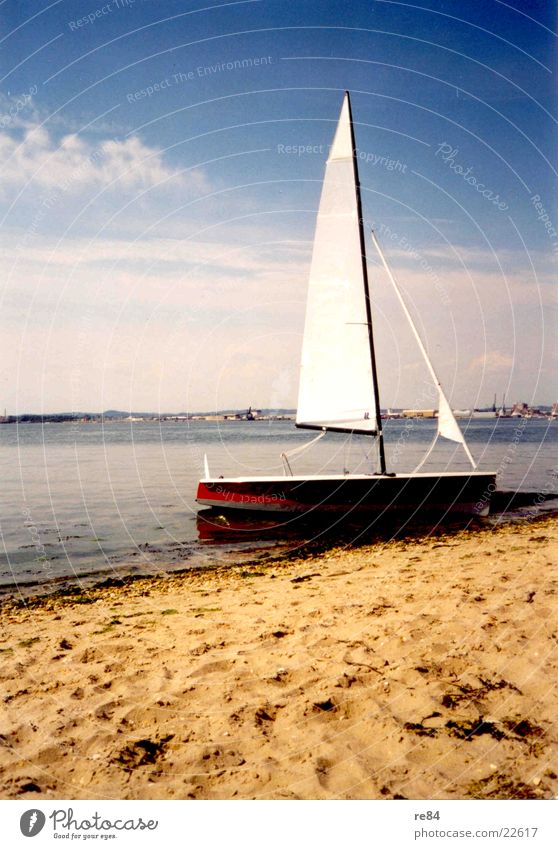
[[196, 482, 300, 512], [196, 474, 495, 517]]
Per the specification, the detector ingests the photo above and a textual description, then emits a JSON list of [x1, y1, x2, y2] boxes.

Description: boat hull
[[196, 472, 496, 517]]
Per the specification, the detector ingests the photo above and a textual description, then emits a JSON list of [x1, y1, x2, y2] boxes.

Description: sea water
[[1, 418, 556, 595]]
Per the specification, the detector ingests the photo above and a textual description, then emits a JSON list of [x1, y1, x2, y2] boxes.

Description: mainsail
[[296, 93, 380, 434]]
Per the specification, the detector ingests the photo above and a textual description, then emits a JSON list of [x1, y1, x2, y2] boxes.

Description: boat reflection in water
[[196, 509, 294, 543], [195, 504, 478, 550]]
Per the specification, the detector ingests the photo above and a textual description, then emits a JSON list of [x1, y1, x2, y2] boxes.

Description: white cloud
[[0, 123, 207, 198], [467, 350, 514, 373]]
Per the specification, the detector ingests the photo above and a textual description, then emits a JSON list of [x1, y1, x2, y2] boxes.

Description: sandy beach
[[1, 514, 557, 800]]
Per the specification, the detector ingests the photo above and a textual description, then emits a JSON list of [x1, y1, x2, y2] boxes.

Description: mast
[[345, 92, 387, 475]]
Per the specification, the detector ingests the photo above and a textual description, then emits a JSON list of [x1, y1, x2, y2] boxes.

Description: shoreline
[[4, 490, 558, 603], [1, 514, 557, 800]]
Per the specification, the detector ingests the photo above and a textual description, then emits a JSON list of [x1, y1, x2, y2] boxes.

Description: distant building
[[471, 410, 496, 419], [402, 409, 437, 418]]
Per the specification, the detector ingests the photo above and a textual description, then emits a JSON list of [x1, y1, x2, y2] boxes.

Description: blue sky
[[1, 0, 556, 412]]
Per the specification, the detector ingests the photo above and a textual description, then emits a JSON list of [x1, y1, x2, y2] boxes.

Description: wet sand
[[1, 515, 557, 800]]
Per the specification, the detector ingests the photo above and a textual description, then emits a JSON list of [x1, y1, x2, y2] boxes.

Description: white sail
[[296, 94, 378, 433], [370, 229, 477, 470], [437, 390, 465, 444]]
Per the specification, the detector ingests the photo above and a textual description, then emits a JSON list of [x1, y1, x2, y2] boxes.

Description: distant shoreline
[[0, 411, 295, 424], [1, 408, 556, 425]]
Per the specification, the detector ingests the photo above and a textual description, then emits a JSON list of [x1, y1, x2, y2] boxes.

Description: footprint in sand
[[112, 734, 174, 772]]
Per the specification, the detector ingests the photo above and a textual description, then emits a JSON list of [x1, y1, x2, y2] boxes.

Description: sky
[[0, 0, 556, 413]]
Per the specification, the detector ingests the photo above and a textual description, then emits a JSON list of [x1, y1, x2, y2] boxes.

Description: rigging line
[[344, 430, 353, 475], [281, 429, 326, 475], [411, 432, 438, 474], [370, 228, 477, 471]]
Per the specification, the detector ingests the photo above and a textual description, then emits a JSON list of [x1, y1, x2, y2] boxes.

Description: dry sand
[[1, 515, 557, 800]]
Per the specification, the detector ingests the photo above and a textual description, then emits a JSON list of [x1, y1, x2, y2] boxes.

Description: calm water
[[1, 418, 557, 595]]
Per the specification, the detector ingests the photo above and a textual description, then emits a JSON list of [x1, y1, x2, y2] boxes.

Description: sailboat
[[196, 92, 497, 517]]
